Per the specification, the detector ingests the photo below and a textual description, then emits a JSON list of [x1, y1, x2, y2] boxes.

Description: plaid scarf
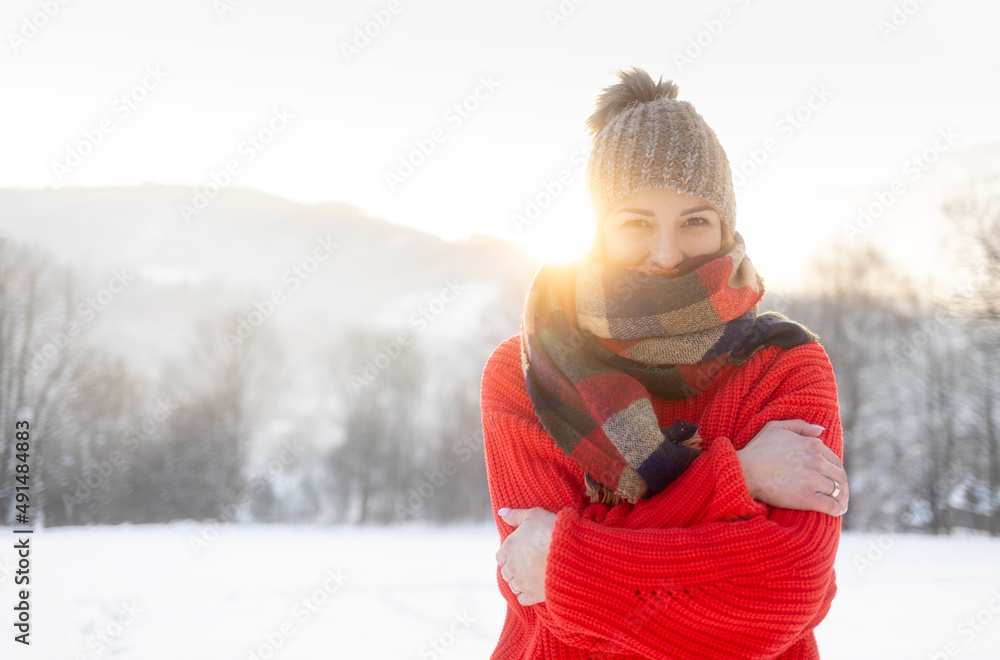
[[519, 233, 817, 505]]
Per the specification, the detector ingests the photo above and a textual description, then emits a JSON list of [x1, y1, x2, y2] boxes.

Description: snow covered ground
[[2, 523, 999, 659]]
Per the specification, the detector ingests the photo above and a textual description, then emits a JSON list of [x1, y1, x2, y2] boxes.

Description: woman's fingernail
[[810, 424, 825, 431], [497, 508, 511, 517]]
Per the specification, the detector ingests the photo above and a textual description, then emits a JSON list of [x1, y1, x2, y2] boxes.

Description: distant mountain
[[0, 185, 539, 382], [0, 183, 539, 289]]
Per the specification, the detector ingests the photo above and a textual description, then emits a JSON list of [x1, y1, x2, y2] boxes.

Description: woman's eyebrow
[[680, 205, 715, 215], [614, 205, 716, 216], [616, 207, 654, 217]]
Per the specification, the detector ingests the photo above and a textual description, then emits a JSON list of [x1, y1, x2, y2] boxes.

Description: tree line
[[0, 176, 997, 532]]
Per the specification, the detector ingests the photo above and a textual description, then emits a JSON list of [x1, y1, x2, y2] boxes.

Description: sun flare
[[519, 202, 597, 264]]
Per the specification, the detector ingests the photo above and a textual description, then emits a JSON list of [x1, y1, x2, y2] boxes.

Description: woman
[[482, 67, 848, 659]]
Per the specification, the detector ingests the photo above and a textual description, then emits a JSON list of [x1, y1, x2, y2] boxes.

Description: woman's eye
[[624, 218, 650, 228], [684, 216, 708, 227]]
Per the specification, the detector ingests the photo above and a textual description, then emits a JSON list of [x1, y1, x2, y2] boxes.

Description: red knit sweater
[[480, 335, 842, 660]]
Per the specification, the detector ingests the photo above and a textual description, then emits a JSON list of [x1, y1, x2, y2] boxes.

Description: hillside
[[0, 184, 539, 378]]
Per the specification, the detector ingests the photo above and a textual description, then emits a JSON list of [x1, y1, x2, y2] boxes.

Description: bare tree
[[120, 311, 285, 523], [943, 172, 1000, 322], [0, 238, 78, 526], [421, 376, 490, 523], [325, 328, 426, 524], [943, 174, 1000, 534], [794, 238, 919, 530], [39, 345, 148, 525], [919, 341, 961, 534]]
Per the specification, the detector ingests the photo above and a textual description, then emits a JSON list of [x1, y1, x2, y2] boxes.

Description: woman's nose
[[648, 231, 682, 269]]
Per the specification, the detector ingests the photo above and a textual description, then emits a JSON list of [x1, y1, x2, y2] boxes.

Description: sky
[[2, 0, 999, 290]]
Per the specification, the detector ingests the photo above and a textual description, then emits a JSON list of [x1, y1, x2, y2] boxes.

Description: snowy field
[[2, 523, 999, 659]]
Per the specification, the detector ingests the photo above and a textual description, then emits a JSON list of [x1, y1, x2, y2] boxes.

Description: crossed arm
[[497, 418, 849, 606], [484, 341, 847, 658]]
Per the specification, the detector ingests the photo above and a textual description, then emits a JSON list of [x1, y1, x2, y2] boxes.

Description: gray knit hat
[[585, 67, 737, 233]]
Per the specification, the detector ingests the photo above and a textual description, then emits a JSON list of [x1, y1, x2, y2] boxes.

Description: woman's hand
[[736, 419, 849, 517], [495, 507, 557, 606]]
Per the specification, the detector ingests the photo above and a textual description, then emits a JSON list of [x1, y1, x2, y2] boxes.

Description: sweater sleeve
[[481, 338, 841, 659]]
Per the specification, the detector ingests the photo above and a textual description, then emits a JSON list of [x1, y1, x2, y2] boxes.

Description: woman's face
[[600, 188, 724, 269]]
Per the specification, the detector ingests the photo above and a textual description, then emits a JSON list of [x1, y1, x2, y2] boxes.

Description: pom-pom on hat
[[585, 67, 737, 233]]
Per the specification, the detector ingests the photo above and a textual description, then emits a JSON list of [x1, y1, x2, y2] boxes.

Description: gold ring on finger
[[829, 481, 841, 499]]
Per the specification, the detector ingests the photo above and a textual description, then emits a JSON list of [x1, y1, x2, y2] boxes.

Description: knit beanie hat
[[585, 67, 737, 234]]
